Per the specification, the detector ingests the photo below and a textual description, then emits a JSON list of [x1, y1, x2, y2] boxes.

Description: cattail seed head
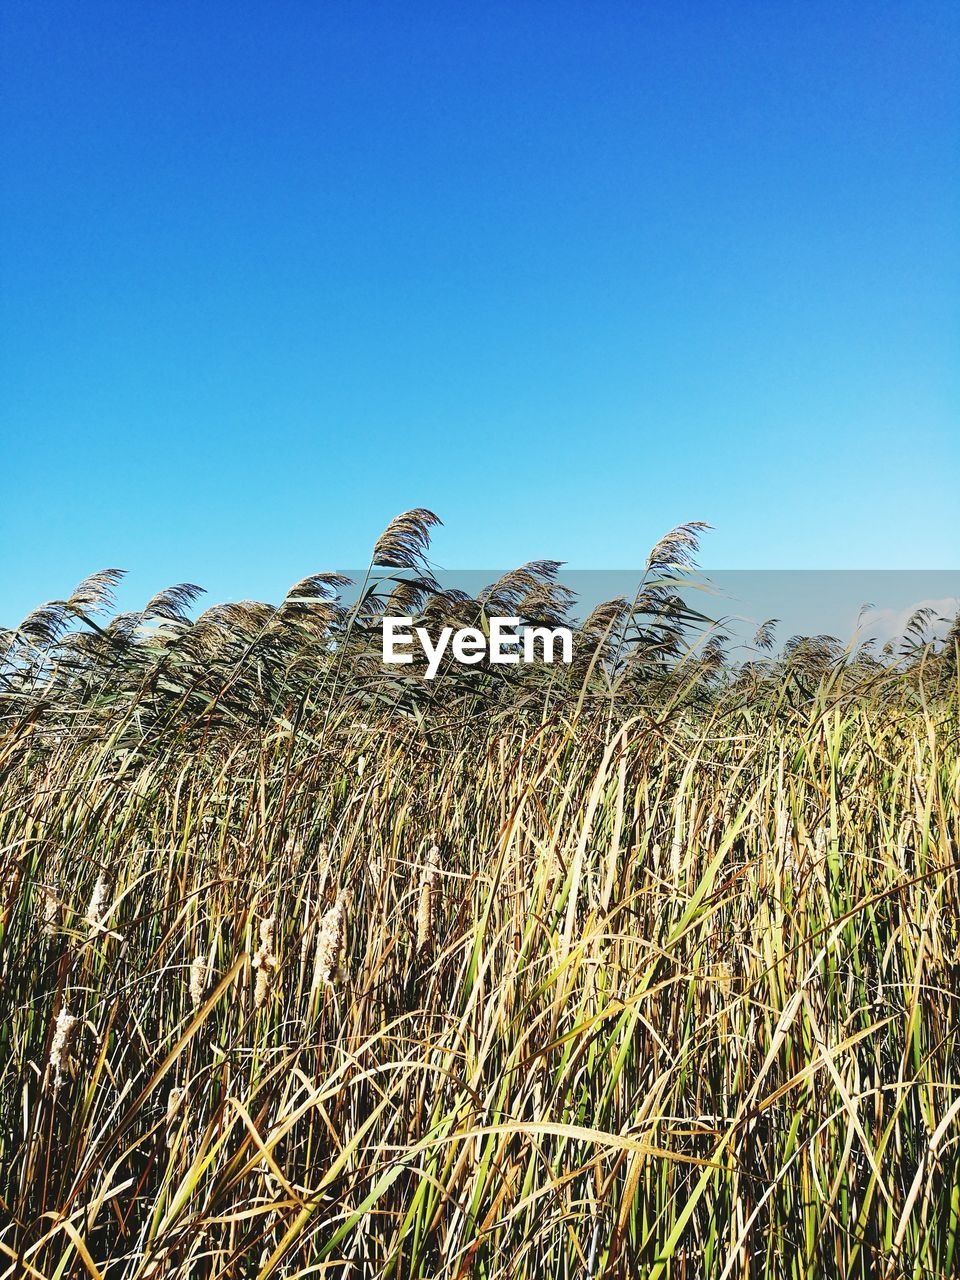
[[252, 914, 278, 1009], [189, 955, 207, 1010], [416, 846, 441, 956], [314, 892, 346, 986], [166, 1086, 186, 1144], [49, 1005, 78, 1091], [257, 915, 276, 956], [669, 836, 683, 881], [253, 966, 271, 1010], [85, 873, 111, 937], [40, 884, 61, 937]]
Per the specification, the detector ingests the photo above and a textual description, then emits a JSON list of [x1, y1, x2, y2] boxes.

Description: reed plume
[[371, 508, 441, 571]]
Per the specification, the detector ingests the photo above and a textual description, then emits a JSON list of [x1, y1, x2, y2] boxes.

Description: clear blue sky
[[2, 2, 958, 622]]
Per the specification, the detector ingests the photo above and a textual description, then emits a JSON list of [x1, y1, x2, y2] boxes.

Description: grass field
[[2, 515, 959, 1278]]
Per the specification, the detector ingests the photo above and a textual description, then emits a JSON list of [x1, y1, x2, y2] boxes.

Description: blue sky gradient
[[1, 2, 958, 621]]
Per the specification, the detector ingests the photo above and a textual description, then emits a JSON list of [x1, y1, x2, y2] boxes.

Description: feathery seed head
[[371, 508, 441, 571]]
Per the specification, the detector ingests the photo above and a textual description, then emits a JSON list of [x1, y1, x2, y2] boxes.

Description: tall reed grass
[[1, 515, 958, 1277]]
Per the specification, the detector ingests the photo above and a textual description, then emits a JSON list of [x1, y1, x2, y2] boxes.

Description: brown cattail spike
[[416, 846, 441, 956], [252, 915, 278, 1009]]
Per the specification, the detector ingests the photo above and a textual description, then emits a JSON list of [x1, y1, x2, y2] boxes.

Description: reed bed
[[1, 515, 958, 1277], [0, 682, 958, 1278]]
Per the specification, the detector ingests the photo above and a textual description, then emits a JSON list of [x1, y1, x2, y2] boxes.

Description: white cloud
[[855, 597, 959, 646]]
